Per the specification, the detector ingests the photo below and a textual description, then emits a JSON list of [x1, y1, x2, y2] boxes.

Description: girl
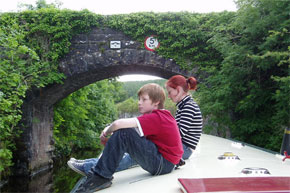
[[166, 75, 203, 159]]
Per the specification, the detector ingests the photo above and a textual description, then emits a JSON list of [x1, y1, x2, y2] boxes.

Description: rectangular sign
[[178, 177, 290, 193], [110, 41, 121, 49]]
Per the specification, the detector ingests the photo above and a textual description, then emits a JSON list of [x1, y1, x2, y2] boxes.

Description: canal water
[[1, 152, 99, 192]]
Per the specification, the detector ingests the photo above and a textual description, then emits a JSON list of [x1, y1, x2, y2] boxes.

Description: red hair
[[166, 75, 197, 92]]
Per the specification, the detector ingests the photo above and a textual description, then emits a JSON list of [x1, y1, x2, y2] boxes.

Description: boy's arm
[[103, 118, 138, 136]]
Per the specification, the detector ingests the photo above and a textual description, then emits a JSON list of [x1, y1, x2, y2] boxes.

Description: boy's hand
[[100, 131, 108, 146], [100, 125, 111, 146]]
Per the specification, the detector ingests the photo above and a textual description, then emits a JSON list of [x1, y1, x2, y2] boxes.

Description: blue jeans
[[91, 128, 175, 179], [82, 153, 137, 175], [82, 138, 192, 175], [182, 143, 193, 160]]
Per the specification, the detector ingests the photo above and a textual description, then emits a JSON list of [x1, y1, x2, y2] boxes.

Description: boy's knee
[[116, 128, 136, 135], [112, 128, 138, 140]]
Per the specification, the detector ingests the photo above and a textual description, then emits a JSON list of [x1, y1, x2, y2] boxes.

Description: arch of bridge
[[16, 27, 192, 176]]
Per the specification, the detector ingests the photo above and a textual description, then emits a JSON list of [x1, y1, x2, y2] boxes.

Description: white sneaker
[[67, 160, 86, 176]]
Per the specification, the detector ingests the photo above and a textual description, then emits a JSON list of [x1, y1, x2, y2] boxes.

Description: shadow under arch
[[15, 27, 194, 177]]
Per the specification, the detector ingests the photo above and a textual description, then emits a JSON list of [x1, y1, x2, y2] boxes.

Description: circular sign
[[144, 35, 160, 51]]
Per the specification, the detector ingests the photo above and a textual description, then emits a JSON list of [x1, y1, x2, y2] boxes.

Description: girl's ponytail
[[187, 77, 197, 90]]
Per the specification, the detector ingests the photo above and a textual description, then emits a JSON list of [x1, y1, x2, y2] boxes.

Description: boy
[[76, 83, 183, 193]]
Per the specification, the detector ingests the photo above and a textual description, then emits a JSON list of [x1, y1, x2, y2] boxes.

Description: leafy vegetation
[[106, 11, 230, 70], [0, 16, 32, 177], [0, 5, 103, 177], [53, 79, 121, 157], [0, 0, 289, 179], [198, 0, 289, 151]]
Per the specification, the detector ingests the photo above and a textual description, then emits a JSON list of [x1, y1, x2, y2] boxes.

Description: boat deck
[[71, 134, 290, 193]]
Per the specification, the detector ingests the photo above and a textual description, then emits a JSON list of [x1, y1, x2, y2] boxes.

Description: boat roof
[[72, 134, 290, 193]]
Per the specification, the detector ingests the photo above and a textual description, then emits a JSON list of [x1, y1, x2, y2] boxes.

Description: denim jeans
[[182, 143, 193, 160], [82, 153, 137, 175], [82, 137, 192, 175], [92, 128, 175, 179]]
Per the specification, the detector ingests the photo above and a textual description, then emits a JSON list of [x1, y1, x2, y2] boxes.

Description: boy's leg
[[69, 153, 137, 176], [116, 153, 138, 172], [76, 128, 174, 193], [83, 153, 138, 174], [93, 128, 174, 178], [83, 159, 98, 174]]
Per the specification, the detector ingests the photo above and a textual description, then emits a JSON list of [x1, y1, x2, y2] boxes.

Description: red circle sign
[[144, 36, 160, 51]]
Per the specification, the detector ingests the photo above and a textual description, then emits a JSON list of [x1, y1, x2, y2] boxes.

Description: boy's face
[[138, 93, 159, 114]]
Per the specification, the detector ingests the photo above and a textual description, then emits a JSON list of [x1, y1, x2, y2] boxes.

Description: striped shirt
[[175, 95, 203, 150]]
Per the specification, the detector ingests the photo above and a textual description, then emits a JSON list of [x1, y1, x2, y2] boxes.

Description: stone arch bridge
[[16, 27, 193, 176]]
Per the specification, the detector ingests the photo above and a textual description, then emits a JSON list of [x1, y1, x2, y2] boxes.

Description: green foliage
[[198, 0, 289, 151], [0, 15, 42, 176], [108, 80, 128, 103], [19, 8, 103, 85], [164, 98, 177, 116], [117, 97, 139, 118], [0, 6, 103, 177], [106, 12, 233, 70], [53, 80, 119, 157]]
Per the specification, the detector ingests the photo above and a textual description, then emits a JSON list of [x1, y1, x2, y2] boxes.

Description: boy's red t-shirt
[[137, 109, 183, 165]]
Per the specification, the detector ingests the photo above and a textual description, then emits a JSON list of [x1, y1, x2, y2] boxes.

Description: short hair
[[166, 75, 197, 92], [137, 83, 165, 109]]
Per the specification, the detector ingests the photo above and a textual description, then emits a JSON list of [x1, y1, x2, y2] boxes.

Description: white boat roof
[[75, 134, 290, 193]]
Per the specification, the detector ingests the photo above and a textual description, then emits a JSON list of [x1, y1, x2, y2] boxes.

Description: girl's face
[[166, 85, 179, 103], [138, 93, 159, 114]]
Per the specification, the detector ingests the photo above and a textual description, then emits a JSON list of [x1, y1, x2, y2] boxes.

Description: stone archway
[[15, 27, 192, 176]]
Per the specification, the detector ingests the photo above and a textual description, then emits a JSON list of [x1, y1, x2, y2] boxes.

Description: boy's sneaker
[[75, 172, 112, 193], [69, 158, 86, 163], [67, 160, 86, 176]]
